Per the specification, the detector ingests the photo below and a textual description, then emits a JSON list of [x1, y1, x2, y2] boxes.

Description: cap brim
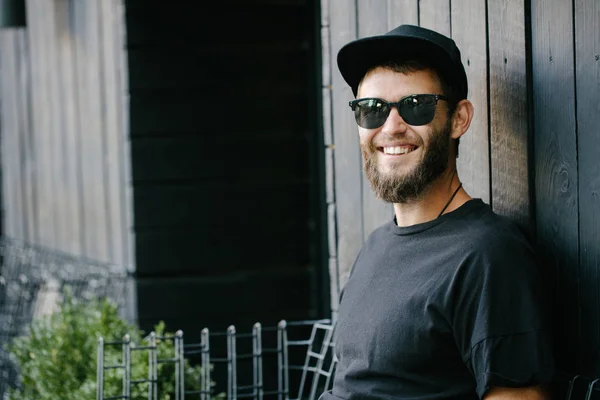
[[337, 35, 459, 97]]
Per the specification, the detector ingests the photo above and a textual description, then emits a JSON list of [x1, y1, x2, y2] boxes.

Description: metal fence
[[97, 319, 337, 400], [0, 236, 129, 398]]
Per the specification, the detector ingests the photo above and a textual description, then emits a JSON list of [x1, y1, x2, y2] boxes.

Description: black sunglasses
[[349, 94, 448, 129]]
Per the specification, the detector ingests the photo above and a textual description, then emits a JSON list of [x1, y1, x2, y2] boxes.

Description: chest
[[335, 243, 462, 375]]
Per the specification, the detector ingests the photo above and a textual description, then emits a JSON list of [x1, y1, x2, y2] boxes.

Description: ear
[[450, 99, 474, 140]]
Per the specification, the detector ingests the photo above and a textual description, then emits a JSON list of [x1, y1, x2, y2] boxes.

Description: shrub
[[7, 293, 205, 400]]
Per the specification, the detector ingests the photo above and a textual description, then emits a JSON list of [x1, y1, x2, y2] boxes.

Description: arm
[[484, 385, 550, 400]]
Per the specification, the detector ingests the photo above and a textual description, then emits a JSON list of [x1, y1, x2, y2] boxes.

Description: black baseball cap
[[337, 24, 468, 100]]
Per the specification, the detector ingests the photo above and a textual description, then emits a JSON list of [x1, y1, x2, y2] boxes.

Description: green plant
[[7, 293, 205, 400]]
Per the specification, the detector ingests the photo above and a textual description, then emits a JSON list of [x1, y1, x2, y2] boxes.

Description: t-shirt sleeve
[[451, 229, 555, 398]]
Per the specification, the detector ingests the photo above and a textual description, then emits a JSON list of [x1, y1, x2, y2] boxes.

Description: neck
[[393, 168, 471, 227]]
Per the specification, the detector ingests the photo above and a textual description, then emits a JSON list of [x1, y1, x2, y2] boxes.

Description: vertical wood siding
[[532, 0, 600, 376], [0, 0, 133, 268], [574, 0, 600, 376], [324, 0, 600, 377]]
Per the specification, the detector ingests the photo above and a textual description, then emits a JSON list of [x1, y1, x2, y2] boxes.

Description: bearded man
[[321, 25, 555, 400]]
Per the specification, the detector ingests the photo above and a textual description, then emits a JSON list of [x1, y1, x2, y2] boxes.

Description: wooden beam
[[329, 0, 361, 292], [531, 0, 580, 372], [488, 1, 530, 227], [452, 0, 490, 204], [575, 0, 600, 376], [386, 0, 418, 28], [418, 0, 450, 36], [357, 0, 394, 240]]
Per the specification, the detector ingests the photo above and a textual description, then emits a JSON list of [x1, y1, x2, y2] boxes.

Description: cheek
[[358, 129, 372, 146]]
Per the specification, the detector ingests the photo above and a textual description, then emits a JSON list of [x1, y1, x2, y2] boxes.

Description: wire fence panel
[[0, 236, 129, 398], [97, 320, 336, 400]]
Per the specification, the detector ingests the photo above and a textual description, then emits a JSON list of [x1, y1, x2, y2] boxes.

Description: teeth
[[383, 146, 413, 155]]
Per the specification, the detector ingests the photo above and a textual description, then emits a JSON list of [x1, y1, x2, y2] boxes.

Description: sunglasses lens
[[401, 95, 437, 126], [354, 99, 389, 129]]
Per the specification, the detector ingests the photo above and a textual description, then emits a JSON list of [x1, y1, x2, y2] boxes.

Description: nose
[[380, 106, 408, 136]]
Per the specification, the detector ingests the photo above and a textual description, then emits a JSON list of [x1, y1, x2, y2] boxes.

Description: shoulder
[[452, 200, 534, 257], [447, 201, 541, 284]]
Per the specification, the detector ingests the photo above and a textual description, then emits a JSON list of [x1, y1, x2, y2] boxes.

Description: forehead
[[357, 67, 442, 99]]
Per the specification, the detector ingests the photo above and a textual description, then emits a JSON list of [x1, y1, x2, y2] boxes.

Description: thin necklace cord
[[438, 182, 463, 217]]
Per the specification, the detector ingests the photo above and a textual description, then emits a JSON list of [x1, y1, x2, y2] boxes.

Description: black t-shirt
[[322, 199, 554, 400]]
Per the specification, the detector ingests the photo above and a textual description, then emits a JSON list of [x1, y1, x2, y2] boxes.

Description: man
[[323, 25, 554, 399]]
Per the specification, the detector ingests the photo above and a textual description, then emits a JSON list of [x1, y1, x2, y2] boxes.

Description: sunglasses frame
[[349, 94, 448, 128]]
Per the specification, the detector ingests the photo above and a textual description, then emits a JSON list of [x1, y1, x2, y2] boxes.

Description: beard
[[362, 120, 452, 203]]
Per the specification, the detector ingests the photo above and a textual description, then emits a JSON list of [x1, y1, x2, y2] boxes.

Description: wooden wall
[[0, 0, 134, 269], [532, 0, 600, 376], [323, 0, 600, 377], [125, 0, 326, 339]]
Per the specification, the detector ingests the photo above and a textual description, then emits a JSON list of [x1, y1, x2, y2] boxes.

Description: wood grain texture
[[329, 256, 339, 313], [575, 0, 600, 376], [322, 25, 332, 88], [329, 0, 362, 291], [26, 0, 56, 248], [99, 0, 125, 266], [488, 1, 530, 227], [328, 203, 337, 258], [386, 0, 418, 28], [73, 0, 109, 261], [0, 32, 22, 240], [418, 0, 450, 36], [531, 0, 580, 372], [115, 0, 135, 269], [44, 0, 68, 251], [323, 86, 334, 146], [357, 0, 394, 239], [451, 0, 490, 204], [325, 145, 335, 204], [55, 0, 82, 255], [16, 30, 37, 242]]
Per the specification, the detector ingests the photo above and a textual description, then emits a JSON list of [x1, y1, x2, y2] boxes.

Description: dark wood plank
[[575, 0, 600, 376], [531, 0, 580, 372], [72, 0, 109, 261], [131, 136, 309, 182], [329, 0, 362, 291], [488, 2, 530, 226], [135, 229, 310, 275], [451, 0, 490, 204], [386, 0, 418, 28], [136, 269, 311, 321], [358, 0, 395, 240], [127, 49, 308, 91], [418, 0, 450, 36], [125, 4, 306, 46], [129, 92, 308, 136], [133, 183, 309, 228]]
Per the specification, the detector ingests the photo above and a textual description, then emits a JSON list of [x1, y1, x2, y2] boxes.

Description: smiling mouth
[[378, 146, 417, 155]]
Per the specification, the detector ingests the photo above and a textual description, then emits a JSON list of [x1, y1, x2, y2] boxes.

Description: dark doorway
[[124, 0, 328, 371]]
